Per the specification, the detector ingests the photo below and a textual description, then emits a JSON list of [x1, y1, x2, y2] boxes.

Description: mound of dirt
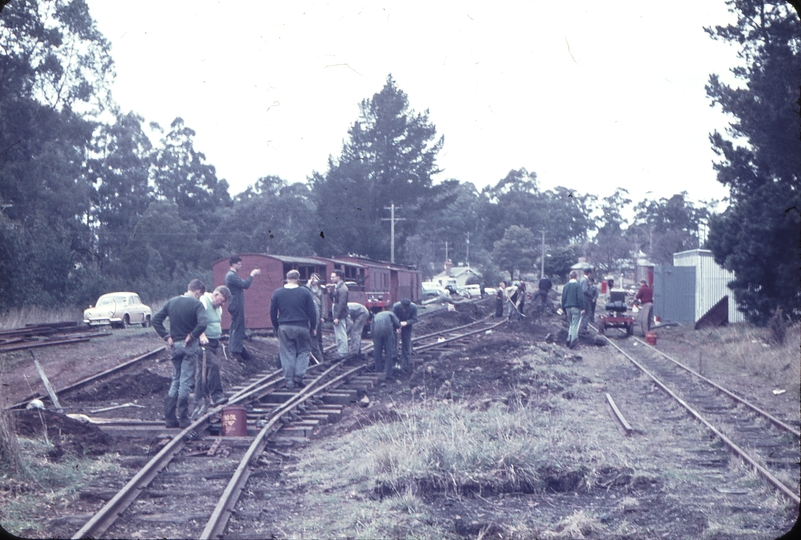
[[71, 368, 170, 402], [11, 409, 111, 458]]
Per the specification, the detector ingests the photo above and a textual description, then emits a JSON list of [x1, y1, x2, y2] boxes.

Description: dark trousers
[[195, 340, 224, 403], [373, 330, 397, 378], [399, 326, 413, 371], [278, 325, 311, 384], [228, 308, 246, 354], [310, 324, 324, 363]]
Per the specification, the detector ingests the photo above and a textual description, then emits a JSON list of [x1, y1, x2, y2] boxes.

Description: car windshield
[[97, 295, 125, 306]]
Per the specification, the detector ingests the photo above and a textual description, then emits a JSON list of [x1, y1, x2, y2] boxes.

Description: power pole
[[445, 241, 449, 262], [541, 230, 546, 279], [381, 203, 405, 263], [466, 232, 470, 266]]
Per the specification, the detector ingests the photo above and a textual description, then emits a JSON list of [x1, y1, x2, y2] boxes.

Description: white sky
[[86, 1, 742, 207]]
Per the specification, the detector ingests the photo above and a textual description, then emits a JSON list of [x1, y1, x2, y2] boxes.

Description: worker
[[346, 302, 370, 356], [371, 310, 401, 379], [391, 298, 418, 374], [634, 279, 654, 335]]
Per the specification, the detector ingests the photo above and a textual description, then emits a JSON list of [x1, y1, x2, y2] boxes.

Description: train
[[211, 253, 423, 331]]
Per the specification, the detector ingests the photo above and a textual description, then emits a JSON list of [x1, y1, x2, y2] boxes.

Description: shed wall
[[673, 249, 745, 323]]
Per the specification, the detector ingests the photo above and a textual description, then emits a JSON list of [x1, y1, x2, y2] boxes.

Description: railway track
[[71, 312, 504, 539], [598, 327, 800, 506]]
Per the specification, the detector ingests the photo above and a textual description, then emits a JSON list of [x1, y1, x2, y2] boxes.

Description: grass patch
[[278, 399, 632, 538], [0, 305, 83, 330], [0, 435, 120, 537]]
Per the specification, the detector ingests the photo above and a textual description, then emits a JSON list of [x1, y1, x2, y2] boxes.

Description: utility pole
[[445, 241, 449, 262], [466, 232, 470, 266], [541, 230, 546, 278], [381, 203, 405, 263]]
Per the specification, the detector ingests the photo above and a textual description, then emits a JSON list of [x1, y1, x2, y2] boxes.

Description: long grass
[[0, 305, 84, 330]]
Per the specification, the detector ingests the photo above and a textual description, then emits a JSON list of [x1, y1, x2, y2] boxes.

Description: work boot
[[164, 394, 179, 428], [239, 347, 252, 361], [177, 397, 192, 428], [211, 394, 229, 406]]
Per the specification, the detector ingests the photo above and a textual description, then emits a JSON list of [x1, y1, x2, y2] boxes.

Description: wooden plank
[[605, 393, 633, 435], [30, 351, 63, 412]]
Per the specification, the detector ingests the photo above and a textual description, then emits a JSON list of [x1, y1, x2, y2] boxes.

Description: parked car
[[422, 285, 449, 302], [464, 284, 482, 298], [83, 292, 152, 329]]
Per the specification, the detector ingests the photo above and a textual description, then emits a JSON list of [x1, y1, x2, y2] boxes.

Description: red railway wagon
[[212, 254, 422, 331], [212, 254, 329, 331], [335, 256, 422, 313]]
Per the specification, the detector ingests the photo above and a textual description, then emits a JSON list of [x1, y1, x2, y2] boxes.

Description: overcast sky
[[85, 1, 742, 207]]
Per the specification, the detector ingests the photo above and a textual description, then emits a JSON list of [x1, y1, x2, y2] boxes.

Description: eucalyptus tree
[[310, 74, 443, 261]]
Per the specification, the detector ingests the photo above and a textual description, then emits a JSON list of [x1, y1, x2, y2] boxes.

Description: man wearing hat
[[305, 273, 325, 362], [391, 298, 418, 374], [634, 278, 654, 336], [270, 269, 317, 389]]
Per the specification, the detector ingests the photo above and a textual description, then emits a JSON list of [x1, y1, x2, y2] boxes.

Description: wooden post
[[30, 350, 63, 412]]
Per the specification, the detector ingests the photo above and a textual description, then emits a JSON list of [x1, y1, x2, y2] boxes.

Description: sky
[[85, 1, 743, 207]]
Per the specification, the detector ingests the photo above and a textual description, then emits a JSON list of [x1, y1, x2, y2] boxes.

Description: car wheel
[[121, 315, 129, 329], [142, 315, 150, 328]]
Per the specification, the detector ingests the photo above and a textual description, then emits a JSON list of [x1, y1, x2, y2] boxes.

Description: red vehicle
[[211, 254, 422, 332], [598, 290, 635, 336]]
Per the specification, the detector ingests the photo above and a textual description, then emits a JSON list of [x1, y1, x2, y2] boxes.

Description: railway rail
[[597, 326, 800, 506], [71, 312, 503, 539]]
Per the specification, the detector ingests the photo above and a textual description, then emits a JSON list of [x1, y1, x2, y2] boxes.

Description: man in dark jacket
[[561, 271, 585, 349], [152, 279, 208, 428], [391, 298, 418, 374], [372, 310, 401, 379], [305, 273, 325, 363], [534, 276, 552, 309], [270, 270, 317, 389], [328, 270, 349, 358], [225, 255, 261, 361]]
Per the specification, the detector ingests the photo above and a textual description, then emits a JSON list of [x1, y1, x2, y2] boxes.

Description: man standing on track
[[225, 255, 261, 362], [328, 270, 349, 359], [534, 275, 553, 310], [635, 279, 654, 336], [495, 281, 506, 318], [152, 279, 208, 428], [346, 302, 370, 356], [371, 309, 401, 379], [192, 285, 232, 419], [579, 268, 594, 335], [270, 270, 317, 389], [391, 298, 418, 374], [305, 273, 325, 363], [561, 270, 585, 350]]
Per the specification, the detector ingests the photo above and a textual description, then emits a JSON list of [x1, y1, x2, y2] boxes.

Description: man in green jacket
[[561, 270, 585, 350]]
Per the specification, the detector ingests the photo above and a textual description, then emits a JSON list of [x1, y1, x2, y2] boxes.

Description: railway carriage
[[211, 254, 421, 332]]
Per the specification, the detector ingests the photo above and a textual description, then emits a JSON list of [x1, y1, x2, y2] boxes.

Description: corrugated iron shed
[[673, 249, 745, 324]]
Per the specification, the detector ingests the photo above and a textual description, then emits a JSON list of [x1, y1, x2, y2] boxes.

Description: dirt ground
[[1, 299, 799, 538]]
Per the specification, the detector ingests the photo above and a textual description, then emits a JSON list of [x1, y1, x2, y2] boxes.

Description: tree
[[311, 74, 443, 261], [589, 189, 633, 272], [151, 118, 230, 235], [213, 176, 317, 258], [492, 225, 538, 279], [705, 0, 800, 323], [630, 192, 709, 265], [88, 111, 154, 267]]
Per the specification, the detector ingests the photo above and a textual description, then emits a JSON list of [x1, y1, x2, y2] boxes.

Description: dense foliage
[[705, 0, 801, 324], [0, 0, 795, 320]]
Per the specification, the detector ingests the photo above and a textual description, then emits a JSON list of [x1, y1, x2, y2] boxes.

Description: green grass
[[0, 436, 120, 537]]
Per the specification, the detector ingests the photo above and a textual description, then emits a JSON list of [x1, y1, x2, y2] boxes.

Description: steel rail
[[201, 316, 502, 538], [7, 346, 166, 410], [201, 361, 356, 539], [630, 334, 800, 438], [73, 313, 500, 539], [602, 334, 800, 505]]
